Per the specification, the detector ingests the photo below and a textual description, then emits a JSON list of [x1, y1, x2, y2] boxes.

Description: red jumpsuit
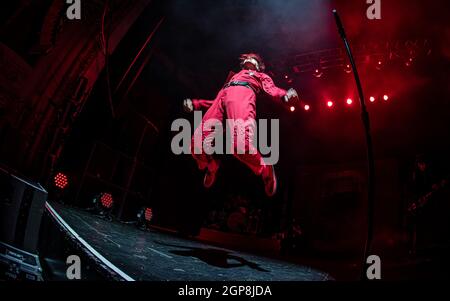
[[191, 69, 287, 176]]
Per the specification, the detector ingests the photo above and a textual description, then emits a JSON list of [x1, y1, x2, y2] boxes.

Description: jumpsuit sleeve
[[192, 99, 214, 111], [259, 73, 287, 100], [192, 88, 225, 111]]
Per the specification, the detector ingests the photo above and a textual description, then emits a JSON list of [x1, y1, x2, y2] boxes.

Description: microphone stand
[[332, 9, 376, 280]]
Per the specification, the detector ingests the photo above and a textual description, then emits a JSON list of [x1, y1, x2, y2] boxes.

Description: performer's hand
[[183, 98, 194, 113], [284, 88, 299, 103]]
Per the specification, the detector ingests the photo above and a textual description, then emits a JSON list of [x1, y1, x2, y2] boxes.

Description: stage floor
[[47, 202, 333, 281]]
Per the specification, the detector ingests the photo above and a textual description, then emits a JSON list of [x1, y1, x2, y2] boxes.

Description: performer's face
[[242, 57, 260, 71], [243, 62, 257, 71]]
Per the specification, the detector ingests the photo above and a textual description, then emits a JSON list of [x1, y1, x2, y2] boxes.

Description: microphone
[[332, 9, 346, 40]]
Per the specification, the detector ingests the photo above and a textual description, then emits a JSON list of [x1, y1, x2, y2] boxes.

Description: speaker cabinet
[[0, 167, 47, 253]]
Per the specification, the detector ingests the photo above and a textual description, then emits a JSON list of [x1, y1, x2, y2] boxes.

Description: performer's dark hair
[[239, 53, 265, 72]]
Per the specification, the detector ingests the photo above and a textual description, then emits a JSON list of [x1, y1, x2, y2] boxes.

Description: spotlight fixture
[[405, 41, 418, 67], [284, 74, 293, 84], [405, 57, 414, 67], [136, 207, 153, 230], [54, 172, 68, 189], [313, 68, 323, 78], [375, 59, 384, 71], [88, 192, 114, 219], [344, 64, 352, 74], [100, 192, 113, 209]]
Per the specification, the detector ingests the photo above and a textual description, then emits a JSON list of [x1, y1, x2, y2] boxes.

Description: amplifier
[[0, 241, 43, 281]]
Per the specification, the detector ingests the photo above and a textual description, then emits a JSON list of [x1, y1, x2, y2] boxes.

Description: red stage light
[[327, 100, 333, 108], [344, 64, 352, 74], [144, 208, 153, 222], [383, 95, 389, 101], [54, 173, 68, 189], [290, 106, 295, 112], [376, 60, 384, 71], [346, 98, 353, 105], [304, 104, 310, 111], [369, 96, 375, 102], [313, 68, 323, 78], [100, 193, 113, 209], [405, 57, 414, 67]]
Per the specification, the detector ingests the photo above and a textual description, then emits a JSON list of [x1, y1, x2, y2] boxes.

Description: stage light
[[88, 192, 114, 219], [54, 172, 68, 189], [344, 64, 352, 74], [144, 208, 153, 222], [383, 95, 389, 101], [405, 43, 418, 67], [136, 207, 154, 230], [313, 68, 323, 78], [405, 57, 414, 67], [100, 192, 113, 209], [304, 104, 310, 111], [346, 98, 353, 105], [284, 74, 293, 84], [290, 106, 295, 112], [369, 96, 375, 102], [375, 60, 384, 71], [327, 100, 333, 108]]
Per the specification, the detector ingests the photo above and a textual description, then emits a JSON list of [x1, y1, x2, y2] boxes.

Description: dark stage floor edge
[[45, 202, 333, 281]]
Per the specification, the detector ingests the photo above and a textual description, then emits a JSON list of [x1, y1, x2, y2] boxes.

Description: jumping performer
[[183, 53, 298, 197]]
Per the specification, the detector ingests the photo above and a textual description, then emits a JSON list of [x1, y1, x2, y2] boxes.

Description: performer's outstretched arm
[[183, 97, 214, 112], [259, 73, 298, 103], [260, 73, 286, 99], [183, 88, 227, 112], [192, 99, 214, 110]]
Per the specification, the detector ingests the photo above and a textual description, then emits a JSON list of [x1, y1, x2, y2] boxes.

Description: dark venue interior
[[1, 0, 450, 282]]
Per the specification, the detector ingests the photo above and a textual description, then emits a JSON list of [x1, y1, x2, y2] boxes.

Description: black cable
[[332, 9, 376, 280]]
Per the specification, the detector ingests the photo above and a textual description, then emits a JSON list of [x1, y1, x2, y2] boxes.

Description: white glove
[[284, 88, 299, 103], [183, 98, 194, 113]]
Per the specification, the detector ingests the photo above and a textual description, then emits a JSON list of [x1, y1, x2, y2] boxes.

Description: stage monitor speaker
[[0, 241, 43, 280], [0, 167, 47, 253]]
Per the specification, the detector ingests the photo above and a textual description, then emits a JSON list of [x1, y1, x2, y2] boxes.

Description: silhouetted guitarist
[[406, 154, 449, 255]]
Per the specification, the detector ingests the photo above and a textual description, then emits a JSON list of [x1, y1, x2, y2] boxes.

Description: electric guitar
[[407, 177, 449, 215]]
